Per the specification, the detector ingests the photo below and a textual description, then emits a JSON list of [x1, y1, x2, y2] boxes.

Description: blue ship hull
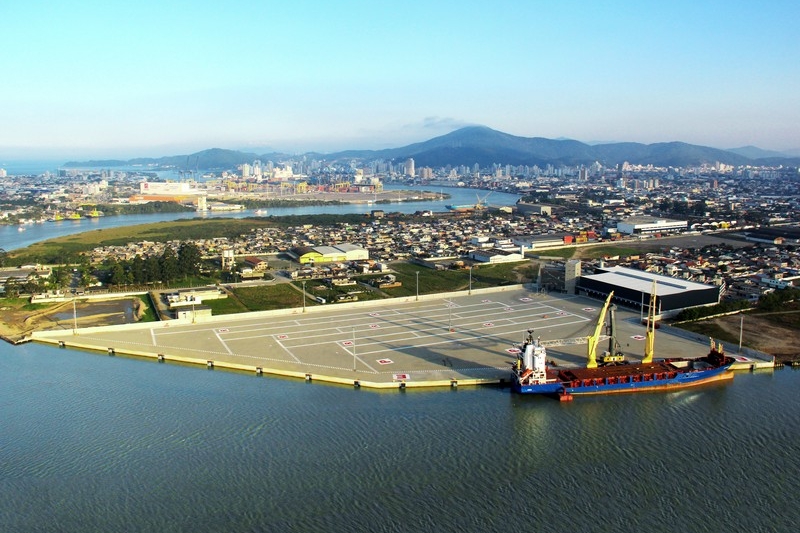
[[512, 363, 733, 395]]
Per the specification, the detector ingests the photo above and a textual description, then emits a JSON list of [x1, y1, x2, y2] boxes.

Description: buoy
[[207, 360, 214, 368], [558, 393, 574, 402]]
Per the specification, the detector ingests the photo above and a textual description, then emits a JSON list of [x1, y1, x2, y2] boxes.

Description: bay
[[1, 343, 798, 532]]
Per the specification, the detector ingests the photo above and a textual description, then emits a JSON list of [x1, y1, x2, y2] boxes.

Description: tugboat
[[510, 284, 734, 398]]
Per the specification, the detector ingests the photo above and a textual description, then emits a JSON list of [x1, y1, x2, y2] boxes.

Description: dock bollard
[[256, 367, 263, 375], [107, 348, 115, 356], [207, 360, 214, 369]]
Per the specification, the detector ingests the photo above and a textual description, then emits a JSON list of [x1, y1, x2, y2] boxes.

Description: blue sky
[[1, 0, 798, 159]]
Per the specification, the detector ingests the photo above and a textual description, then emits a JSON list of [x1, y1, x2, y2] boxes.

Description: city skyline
[[1, 0, 798, 160]]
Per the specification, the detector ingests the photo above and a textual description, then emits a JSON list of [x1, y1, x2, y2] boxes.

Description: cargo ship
[[510, 287, 734, 398]]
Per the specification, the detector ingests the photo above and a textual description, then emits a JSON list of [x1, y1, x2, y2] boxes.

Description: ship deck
[[555, 361, 679, 381]]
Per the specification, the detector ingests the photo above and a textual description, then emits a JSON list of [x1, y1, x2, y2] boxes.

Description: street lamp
[[415, 271, 419, 302], [302, 280, 306, 313], [469, 266, 472, 295], [352, 326, 357, 371]]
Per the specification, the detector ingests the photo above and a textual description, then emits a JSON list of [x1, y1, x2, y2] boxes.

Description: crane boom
[[587, 292, 614, 369], [642, 280, 657, 364]]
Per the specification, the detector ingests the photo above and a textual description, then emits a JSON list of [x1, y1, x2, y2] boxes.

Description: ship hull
[[512, 364, 733, 395]]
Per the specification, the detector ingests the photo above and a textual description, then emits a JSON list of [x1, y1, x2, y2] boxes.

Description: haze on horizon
[[1, 0, 798, 161]]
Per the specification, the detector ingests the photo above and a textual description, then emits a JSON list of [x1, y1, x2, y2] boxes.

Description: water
[[4, 186, 796, 532], [1, 342, 798, 533], [0, 186, 520, 251]]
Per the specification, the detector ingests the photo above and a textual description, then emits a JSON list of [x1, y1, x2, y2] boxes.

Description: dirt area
[[0, 297, 149, 342], [689, 313, 800, 361]]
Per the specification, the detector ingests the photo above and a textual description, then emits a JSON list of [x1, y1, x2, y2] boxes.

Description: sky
[[1, 0, 798, 160]]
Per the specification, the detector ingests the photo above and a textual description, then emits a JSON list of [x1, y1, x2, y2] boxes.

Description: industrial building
[[616, 216, 687, 235], [577, 265, 720, 317], [288, 244, 369, 264]]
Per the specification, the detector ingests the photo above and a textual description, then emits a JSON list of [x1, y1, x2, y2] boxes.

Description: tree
[[131, 255, 145, 284], [109, 261, 127, 286], [178, 242, 202, 277], [159, 247, 179, 283], [3, 278, 20, 298], [0, 247, 7, 267], [143, 256, 161, 284]]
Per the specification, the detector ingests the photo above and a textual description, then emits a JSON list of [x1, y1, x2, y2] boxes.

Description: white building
[[616, 216, 687, 236]]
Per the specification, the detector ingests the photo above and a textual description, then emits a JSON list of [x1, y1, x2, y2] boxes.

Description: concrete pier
[[32, 286, 761, 390]]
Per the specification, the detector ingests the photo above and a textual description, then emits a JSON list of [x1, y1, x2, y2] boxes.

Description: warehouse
[[577, 265, 719, 317], [616, 216, 687, 235], [288, 244, 369, 264]]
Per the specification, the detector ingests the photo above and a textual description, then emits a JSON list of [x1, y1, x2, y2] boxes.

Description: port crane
[[586, 292, 626, 368]]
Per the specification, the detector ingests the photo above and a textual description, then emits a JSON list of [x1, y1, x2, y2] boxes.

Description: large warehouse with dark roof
[[577, 265, 720, 317]]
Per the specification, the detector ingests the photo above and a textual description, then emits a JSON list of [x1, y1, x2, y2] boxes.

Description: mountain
[[63, 126, 800, 170], [726, 145, 789, 159]]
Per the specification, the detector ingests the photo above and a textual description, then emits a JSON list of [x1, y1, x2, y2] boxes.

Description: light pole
[[415, 271, 419, 302], [468, 266, 472, 295], [302, 280, 306, 313]]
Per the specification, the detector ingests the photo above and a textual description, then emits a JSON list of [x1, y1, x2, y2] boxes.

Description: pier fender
[[107, 347, 115, 356], [450, 379, 458, 388], [157, 353, 165, 362], [256, 367, 263, 375], [305, 373, 312, 382], [58, 341, 65, 348], [353, 380, 360, 388], [207, 360, 214, 369], [399, 381, 406, 390]]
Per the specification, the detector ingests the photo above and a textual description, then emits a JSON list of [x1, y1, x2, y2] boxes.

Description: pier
[[31, 286, 771, 390]]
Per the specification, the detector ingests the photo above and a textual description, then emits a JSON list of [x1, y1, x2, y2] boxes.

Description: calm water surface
[[1, 187, 520, 251], [2, 342, 798, 533]]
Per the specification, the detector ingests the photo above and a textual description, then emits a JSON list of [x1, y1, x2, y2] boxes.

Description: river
[[3, 186, 798, 532], [1, 343, 798, 533], [1, 186, 519, 251]]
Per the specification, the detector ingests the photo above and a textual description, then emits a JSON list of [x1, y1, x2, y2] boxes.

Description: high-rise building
[[405, 158, 415, 178]]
